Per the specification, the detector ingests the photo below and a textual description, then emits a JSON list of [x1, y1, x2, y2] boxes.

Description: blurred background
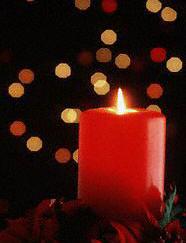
[[0, 0, 185, 216]]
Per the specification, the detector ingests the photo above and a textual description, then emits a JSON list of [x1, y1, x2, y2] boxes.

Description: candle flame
[[116, 88, 126, 114]]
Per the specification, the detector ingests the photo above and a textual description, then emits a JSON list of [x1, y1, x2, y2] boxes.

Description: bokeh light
[[55, 63, 71, 78], [115, 54, 131, 69], [75, 0, 90, 10], [146, 0, 162, 13], [166, 57, 183, 72], [26, 136, 43, 152], [61, 108, 81, 123], [8, 83, 24, 98], [146, 83, 163, 99], [73, 149, 79, 163], [18, 68, 34, 84], [101, 0, 118, 14], [55, 148, 71, 163], [77, 50, 94, 66], [94, 81, 110, 95], [101, 29, 117, 45], [90, 72, 107, 85], [146, 104, 161, 112], [150, 47, 167, 63], [94, 79, 107, 88], [161, 7, 177, 22], [9, 121, 26, 136], [96, 48, 112, 63]]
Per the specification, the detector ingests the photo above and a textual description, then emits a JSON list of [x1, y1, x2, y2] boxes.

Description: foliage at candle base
[[0, 187, 186, 243]]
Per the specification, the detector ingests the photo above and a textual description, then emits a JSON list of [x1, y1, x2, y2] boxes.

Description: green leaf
[[159, 186, 177, 229]]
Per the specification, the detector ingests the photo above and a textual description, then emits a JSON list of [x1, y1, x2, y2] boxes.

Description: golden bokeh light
[[75, 0, 90, 10], [101, 29, 117, 45], [146, 104, 161, 112], [146, 0, 162, 13], [18, 68, 34, 84], [146, 83, 163, 99], [90, 72, 107, 85], [8, 83, 24, 98], [161, 7, 177, 22], [55, 63, 71, 78], [73, 149, 79, 163], [96, 48, 112, 63], [115, 54, 131, 69], [9, 121, 26, 136], [94, 81, 110, 95], [55, 148, 71, 163], [61, 108, 81, 123], [26, 136, 43, 152], [94, 79, 107, 88], [166, 57, 183, 72]]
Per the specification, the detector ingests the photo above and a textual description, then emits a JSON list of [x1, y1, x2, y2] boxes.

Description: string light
[[9, 121, 26, 136], [94, 81, 110, 95], [115, 54, 131, 69], [101, 29, 117, 45], [73, 149, 79, 163], [96, 48, 112, 63], [150, 47, 167, 63], [26, 136, 43, 152], [18, 68, 34, 84], [161, 7, 177, 22], [75, 0, 91, 10], [55, 148, 71, 163], [146, 0, 162, 13], [8, 83, 24, 98], [55, 63, 71, 78], [166, 57, 183, 72], [90, 72, 107, 85], [146, 104, 161, 112], [146, 83, 163, 99]]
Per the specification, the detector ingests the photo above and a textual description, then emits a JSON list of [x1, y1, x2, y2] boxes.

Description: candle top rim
[[82, 107, 165, 118]]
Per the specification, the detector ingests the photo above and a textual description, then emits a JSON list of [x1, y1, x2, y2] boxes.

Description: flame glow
[[116, 88, 126, 114]]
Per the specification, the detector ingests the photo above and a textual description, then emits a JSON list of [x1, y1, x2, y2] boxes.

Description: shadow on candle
[[144, 184, 162, 220]]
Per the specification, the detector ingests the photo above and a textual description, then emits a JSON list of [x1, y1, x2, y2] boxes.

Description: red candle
[[78, 89, 166, 222]]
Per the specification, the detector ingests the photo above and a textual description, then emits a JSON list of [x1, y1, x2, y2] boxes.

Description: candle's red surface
[[78, 108, 166, 222]]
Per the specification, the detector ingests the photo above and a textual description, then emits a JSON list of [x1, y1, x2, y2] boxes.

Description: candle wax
[[78, 108, 166, 222]]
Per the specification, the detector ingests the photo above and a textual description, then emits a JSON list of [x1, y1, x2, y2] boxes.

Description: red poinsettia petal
[[32, 199, 55, 239], [112, 222, 138, 243], [166, 220, 181, 234], [180, 228, 186, 240], [60, 199, 86, 216], [34, 199, 53, 217], [41, 217, 59, 241], [0, 230, 22, 243], [7, 217, 31, 240]]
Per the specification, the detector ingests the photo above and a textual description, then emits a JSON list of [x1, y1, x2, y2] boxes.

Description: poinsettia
[[0, 186, 186, 243], [0, 199, 60, 242]]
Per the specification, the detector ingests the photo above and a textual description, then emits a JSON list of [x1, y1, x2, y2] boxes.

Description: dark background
[[0, 0, 185, 216]]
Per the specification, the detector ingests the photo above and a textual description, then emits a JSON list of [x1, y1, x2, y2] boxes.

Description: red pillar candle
[[78, 89, 166, 222]]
